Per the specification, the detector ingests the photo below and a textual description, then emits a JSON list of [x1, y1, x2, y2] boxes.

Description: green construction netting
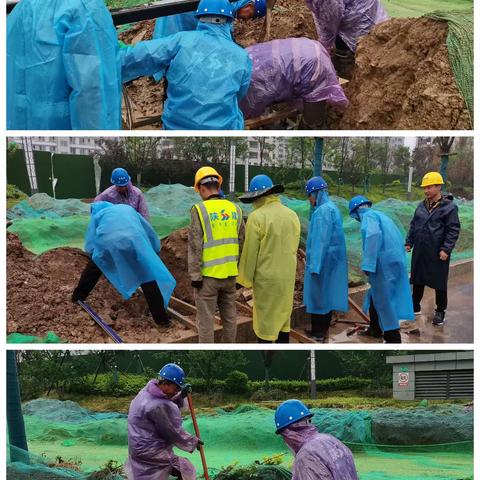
[[12, 399, 473, 480], [7, 332, 64, 344], [426, 10, 473, 124], [7, 185, 474, 284]]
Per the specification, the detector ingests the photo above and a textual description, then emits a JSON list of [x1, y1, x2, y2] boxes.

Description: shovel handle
[[187, 393, 209, 480]]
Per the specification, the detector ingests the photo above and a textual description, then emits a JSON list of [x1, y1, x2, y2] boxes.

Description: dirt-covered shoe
[[432, 311, 445, 326]]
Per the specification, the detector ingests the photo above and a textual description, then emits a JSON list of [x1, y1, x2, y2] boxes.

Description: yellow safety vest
[[194, 199, 242, 279]]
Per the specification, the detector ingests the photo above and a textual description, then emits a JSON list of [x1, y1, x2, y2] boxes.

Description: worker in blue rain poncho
[[7, 0, 251, 130], [152, 0, 266, 43], [303, 177, 348, 342], [72, 202, 176, 327], [132, 0, 253, 129], [349, 196, 414, 343], [275, 400, 358, 480], [125, 363, 201, 480]]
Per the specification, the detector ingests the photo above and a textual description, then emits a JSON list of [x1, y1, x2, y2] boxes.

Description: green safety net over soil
[[10, 399, 473, 480], [7, 185, 474, 284], [425, 10, 473, 122]]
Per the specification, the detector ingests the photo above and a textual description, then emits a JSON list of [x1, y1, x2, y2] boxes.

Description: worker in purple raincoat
[[125, 363, 201, 480], [275, 400, 358, 480], [305, 0, 388, 77], [95, 168, 150, 221]]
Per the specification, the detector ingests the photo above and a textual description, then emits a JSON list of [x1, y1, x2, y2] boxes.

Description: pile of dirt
[[7, 229, 305, 343], [7, 233, 191, 344], [336, 17, 471, 130]]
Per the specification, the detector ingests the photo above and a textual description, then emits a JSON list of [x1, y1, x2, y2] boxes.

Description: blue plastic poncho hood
[[359, 209, 414, 331], [85, 202, 176, 303]]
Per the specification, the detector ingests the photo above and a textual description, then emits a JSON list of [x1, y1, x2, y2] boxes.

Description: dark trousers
[[369, 302, 401, 344], [311, 312, 333, 337], [257, 331, 290, 344], [73, 260, 169, 324], [412, 284, 448, 313]]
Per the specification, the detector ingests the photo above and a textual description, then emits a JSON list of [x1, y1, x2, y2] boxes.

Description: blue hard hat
[[111, 168, 131, 187], [195, 0, 234, 19], [349, 195, 372, 216], [158, 363, 185, 388], [239, 174, 284, 203], [253, 0, 267, 18], [305, 176, 328, 195], [274, 399, 313, 434]]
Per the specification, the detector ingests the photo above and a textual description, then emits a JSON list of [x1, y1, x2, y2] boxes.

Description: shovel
[[187, 393, 209, 480]]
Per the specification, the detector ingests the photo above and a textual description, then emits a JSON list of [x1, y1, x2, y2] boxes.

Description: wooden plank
[[245, 106, 298, 129], [236, 300, 252, 314], [290, 329, 318, 344], [348, 298, 370, 324], [167, 307, 198, 332], [171, 296, 197, 314]]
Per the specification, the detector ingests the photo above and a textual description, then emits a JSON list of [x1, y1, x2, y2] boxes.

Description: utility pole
[[7, 351, 29, 463], [407, 166, 414, 200], [22, 136, 38, 194], [313, 138, 324, 176], [244, 157, 250, 192], [229, 140, 236, 195], [310, 350, 317, 399]]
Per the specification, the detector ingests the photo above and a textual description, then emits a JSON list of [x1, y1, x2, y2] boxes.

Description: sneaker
[[432, 311, 445, 326], [305, 330, 326, 343]]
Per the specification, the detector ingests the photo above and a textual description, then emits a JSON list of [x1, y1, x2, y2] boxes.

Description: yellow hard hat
[[194, 166, 223, 192], [420, 172, 445, 188]]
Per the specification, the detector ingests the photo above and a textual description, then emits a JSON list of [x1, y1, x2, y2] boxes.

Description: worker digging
[[6, 0, 472, 129]]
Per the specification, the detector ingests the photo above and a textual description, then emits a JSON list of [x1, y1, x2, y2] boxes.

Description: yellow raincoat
[[238, 195, 301, 340]]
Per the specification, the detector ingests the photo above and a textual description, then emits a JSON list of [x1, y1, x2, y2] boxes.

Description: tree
[[344, 139, 365, 192], [433, 136, 455, 187], [256, 137, 275, 166], [286, 137, 315, 170], [124, 137, 162, 186], [448, 137, 473, 189], [392, 145, 411, 182], [374, 138, 392, 193]]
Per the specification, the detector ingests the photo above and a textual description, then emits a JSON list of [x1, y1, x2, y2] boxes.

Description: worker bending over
[[305, 0, 388, 77], [241, 38, 348, 127], [304, 177, 348, 342], [72, 202, 175, 327], [238, 175, 300, 343], [406, 172, 460, 326], [349, 196, 414, 343], [95, 168, 150, 221], [125, 363, 201, 480], [189, 167, 245, 343], [275, 399, 358, 480]]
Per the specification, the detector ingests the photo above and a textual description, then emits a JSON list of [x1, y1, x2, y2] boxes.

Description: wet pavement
[[297, 271, 473, 344]]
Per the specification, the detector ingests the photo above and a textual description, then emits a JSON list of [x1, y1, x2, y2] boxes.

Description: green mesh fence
[[426, 10, 473, 124], [13, 399, 473, 480], [7, 186, 474, 285]]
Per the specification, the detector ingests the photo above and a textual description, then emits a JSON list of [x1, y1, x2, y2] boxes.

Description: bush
[[225, 371, 249, 394], [391, 180, 401, 186], [250, 388, 288, 402]]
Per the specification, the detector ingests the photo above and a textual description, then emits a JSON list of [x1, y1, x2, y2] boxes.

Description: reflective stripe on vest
[[195, 199, 241, 279]]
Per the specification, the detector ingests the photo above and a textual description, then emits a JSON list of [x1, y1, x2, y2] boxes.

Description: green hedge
[[65, 374, 373, 397]]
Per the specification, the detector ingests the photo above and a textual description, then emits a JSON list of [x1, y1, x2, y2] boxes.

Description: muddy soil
[[7, 230, 304, 343], [7, 232, 191, 343], [336, 17, 471, 130]]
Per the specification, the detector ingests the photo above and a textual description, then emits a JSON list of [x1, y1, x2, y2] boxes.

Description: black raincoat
[[405, 195, 460, 291]]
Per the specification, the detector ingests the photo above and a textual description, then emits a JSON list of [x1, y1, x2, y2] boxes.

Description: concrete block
[[414, 353, 435, 363], [456, 360, 474, 370], [394, 390, 415, 401], [393, 363, 414, 373], [415, 361, 436, 371]]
